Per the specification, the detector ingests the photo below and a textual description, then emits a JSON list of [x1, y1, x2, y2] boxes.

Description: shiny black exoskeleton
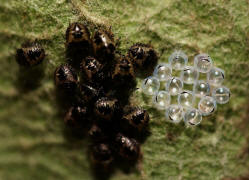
[[115, 133, 140, 160], [121, 107, 150, 132], [80, 56, 108, 84], [94, 97, 121, 121], [112, 55, 136, 89], [54, 64, 78, 93], [81, 57, 102, 80], [80, 84, 104, 103], [66, 22, 91, 47], [128, 43, 158, 75], [66, 22, 92, 66], [16, 42, 45, 66], [92, 28, 116, 63]]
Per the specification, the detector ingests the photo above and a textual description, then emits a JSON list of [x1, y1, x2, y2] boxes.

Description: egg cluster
[[141, 51, 230, 126]]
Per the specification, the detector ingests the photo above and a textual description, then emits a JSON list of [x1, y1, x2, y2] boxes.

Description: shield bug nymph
[[128, 43, 158, 74], [54, 64, 78, 93], [16, 41, 45, 67], [92, 28, 116, 63], [66, 22, 91, 47], [65, 22, 92, 65], [94, 97, 121, 121], [115, 133, 141, 160], [112, 55, 135, 83], [121, 106, 150, 132], [80, 56, 107, 84]]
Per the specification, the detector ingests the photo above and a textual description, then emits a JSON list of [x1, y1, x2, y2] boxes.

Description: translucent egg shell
[[165, 77, 183, 96], [212, 86, 230, 104], [180, 66, 199, 84], [165, 104, 184, 123], [153, 63, 172, 81], [168, 51, 188, 70], [141, 76, 160, 95], [207, 67, 225, 86], [184, 108, 202, 126], [198, 96, 217, 116], [153, 91, 171, 110], [178, 90, 195, 109], [193, 80, 210, 97], [194, 54, 213, 73]]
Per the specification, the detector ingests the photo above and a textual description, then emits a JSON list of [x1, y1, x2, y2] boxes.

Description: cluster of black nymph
[[16, 22, 158, 172]]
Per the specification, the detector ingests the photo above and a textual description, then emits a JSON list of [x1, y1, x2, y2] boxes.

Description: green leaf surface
[[0, 0, 249, 180]]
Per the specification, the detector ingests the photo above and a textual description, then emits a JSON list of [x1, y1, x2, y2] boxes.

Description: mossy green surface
[[0, 0, 249, 179]]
